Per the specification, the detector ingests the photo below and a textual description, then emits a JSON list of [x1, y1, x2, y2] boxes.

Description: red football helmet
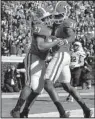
[[55, 1, 71, 15], [53, 1, 71, 24], [36, 1, 71, 26], [36, 6, 54, 27]]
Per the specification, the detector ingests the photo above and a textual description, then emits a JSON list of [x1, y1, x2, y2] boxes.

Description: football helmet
[[73, 41, 82, 51], [36, 6, 53, 27], [53, 1, 71, 24], [74, 41, 82, 47], [36, 1, 71, 26]]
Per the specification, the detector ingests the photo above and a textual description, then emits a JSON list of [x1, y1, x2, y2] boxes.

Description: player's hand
[[57, 38, 68, 46], [63, 39, 68, 45], [57, 39, 64, 46], [56, 38, 64, 46]]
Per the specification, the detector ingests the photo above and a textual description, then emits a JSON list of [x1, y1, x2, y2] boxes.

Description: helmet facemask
[[41, 15, 54, 28], [73, 42, 82, 51]]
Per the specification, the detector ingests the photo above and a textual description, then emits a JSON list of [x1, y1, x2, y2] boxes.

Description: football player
[[18, 5, 72, 118], [43, 20, 92, 118], [66, 41, 86, 102], [70, 41, 86, 87], [10, 17, 65, 118]]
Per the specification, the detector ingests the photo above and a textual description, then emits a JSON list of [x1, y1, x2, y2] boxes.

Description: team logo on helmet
[[53, 1, 71, 24], [36, 1, 71, 25], [55, 1, 71, 16]]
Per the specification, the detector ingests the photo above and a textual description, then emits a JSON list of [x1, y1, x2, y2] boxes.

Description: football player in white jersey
[[70, 42, 86, 69], [66, 41, 86, 102]]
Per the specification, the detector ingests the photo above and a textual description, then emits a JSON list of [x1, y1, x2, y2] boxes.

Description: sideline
[[2, 92, 94, 99], [28, 108, 94, 117]]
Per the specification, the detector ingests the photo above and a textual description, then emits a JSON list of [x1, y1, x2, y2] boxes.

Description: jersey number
[[34, 26, 41, 33], [71, 56, 76, 62]]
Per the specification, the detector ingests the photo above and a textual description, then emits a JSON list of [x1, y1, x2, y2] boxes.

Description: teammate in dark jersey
[[44, 19, 92, 118], [10, 21, 65, 118]]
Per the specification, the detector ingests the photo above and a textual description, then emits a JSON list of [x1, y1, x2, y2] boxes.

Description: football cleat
[[10, 108, 20, 118], [20, 109, 29, 118], [84, 109, 93, 118], [60, 111, 70, 118]]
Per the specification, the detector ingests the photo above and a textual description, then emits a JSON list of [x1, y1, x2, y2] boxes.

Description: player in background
[[66, 41, 86, 102]]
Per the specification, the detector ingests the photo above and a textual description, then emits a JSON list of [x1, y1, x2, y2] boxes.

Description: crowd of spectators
[[1, 1, 95, 57], [1, 1, 34, 56], [69, 1, 95, 58]]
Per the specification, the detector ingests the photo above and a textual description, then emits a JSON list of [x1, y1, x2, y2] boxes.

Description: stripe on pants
[[48, 53, 61, 80], [27, 53, 31, 86], [50, 52, 63, 82], [52, 52, 64, 83]]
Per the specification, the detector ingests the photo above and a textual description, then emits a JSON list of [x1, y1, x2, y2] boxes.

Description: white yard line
[[2, 92, 94, 99], [28, 108, 94, 117]]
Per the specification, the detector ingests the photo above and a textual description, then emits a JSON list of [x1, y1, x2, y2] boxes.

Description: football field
[[1, 86, 95, 119]]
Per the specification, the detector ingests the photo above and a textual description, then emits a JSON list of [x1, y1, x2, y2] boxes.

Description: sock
[[44, 80, 66, 116], [54, 101, 66, 116], [14, 98, 25, 111], [62, 83, 90, 113], [70, 90, 90, 112], [23, 92, 39, 111], [14, 85, 32, 111], [81, 103, 90, 112]]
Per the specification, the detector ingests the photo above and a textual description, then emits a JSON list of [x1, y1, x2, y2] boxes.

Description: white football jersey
[[70, 50, 86, 68]]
